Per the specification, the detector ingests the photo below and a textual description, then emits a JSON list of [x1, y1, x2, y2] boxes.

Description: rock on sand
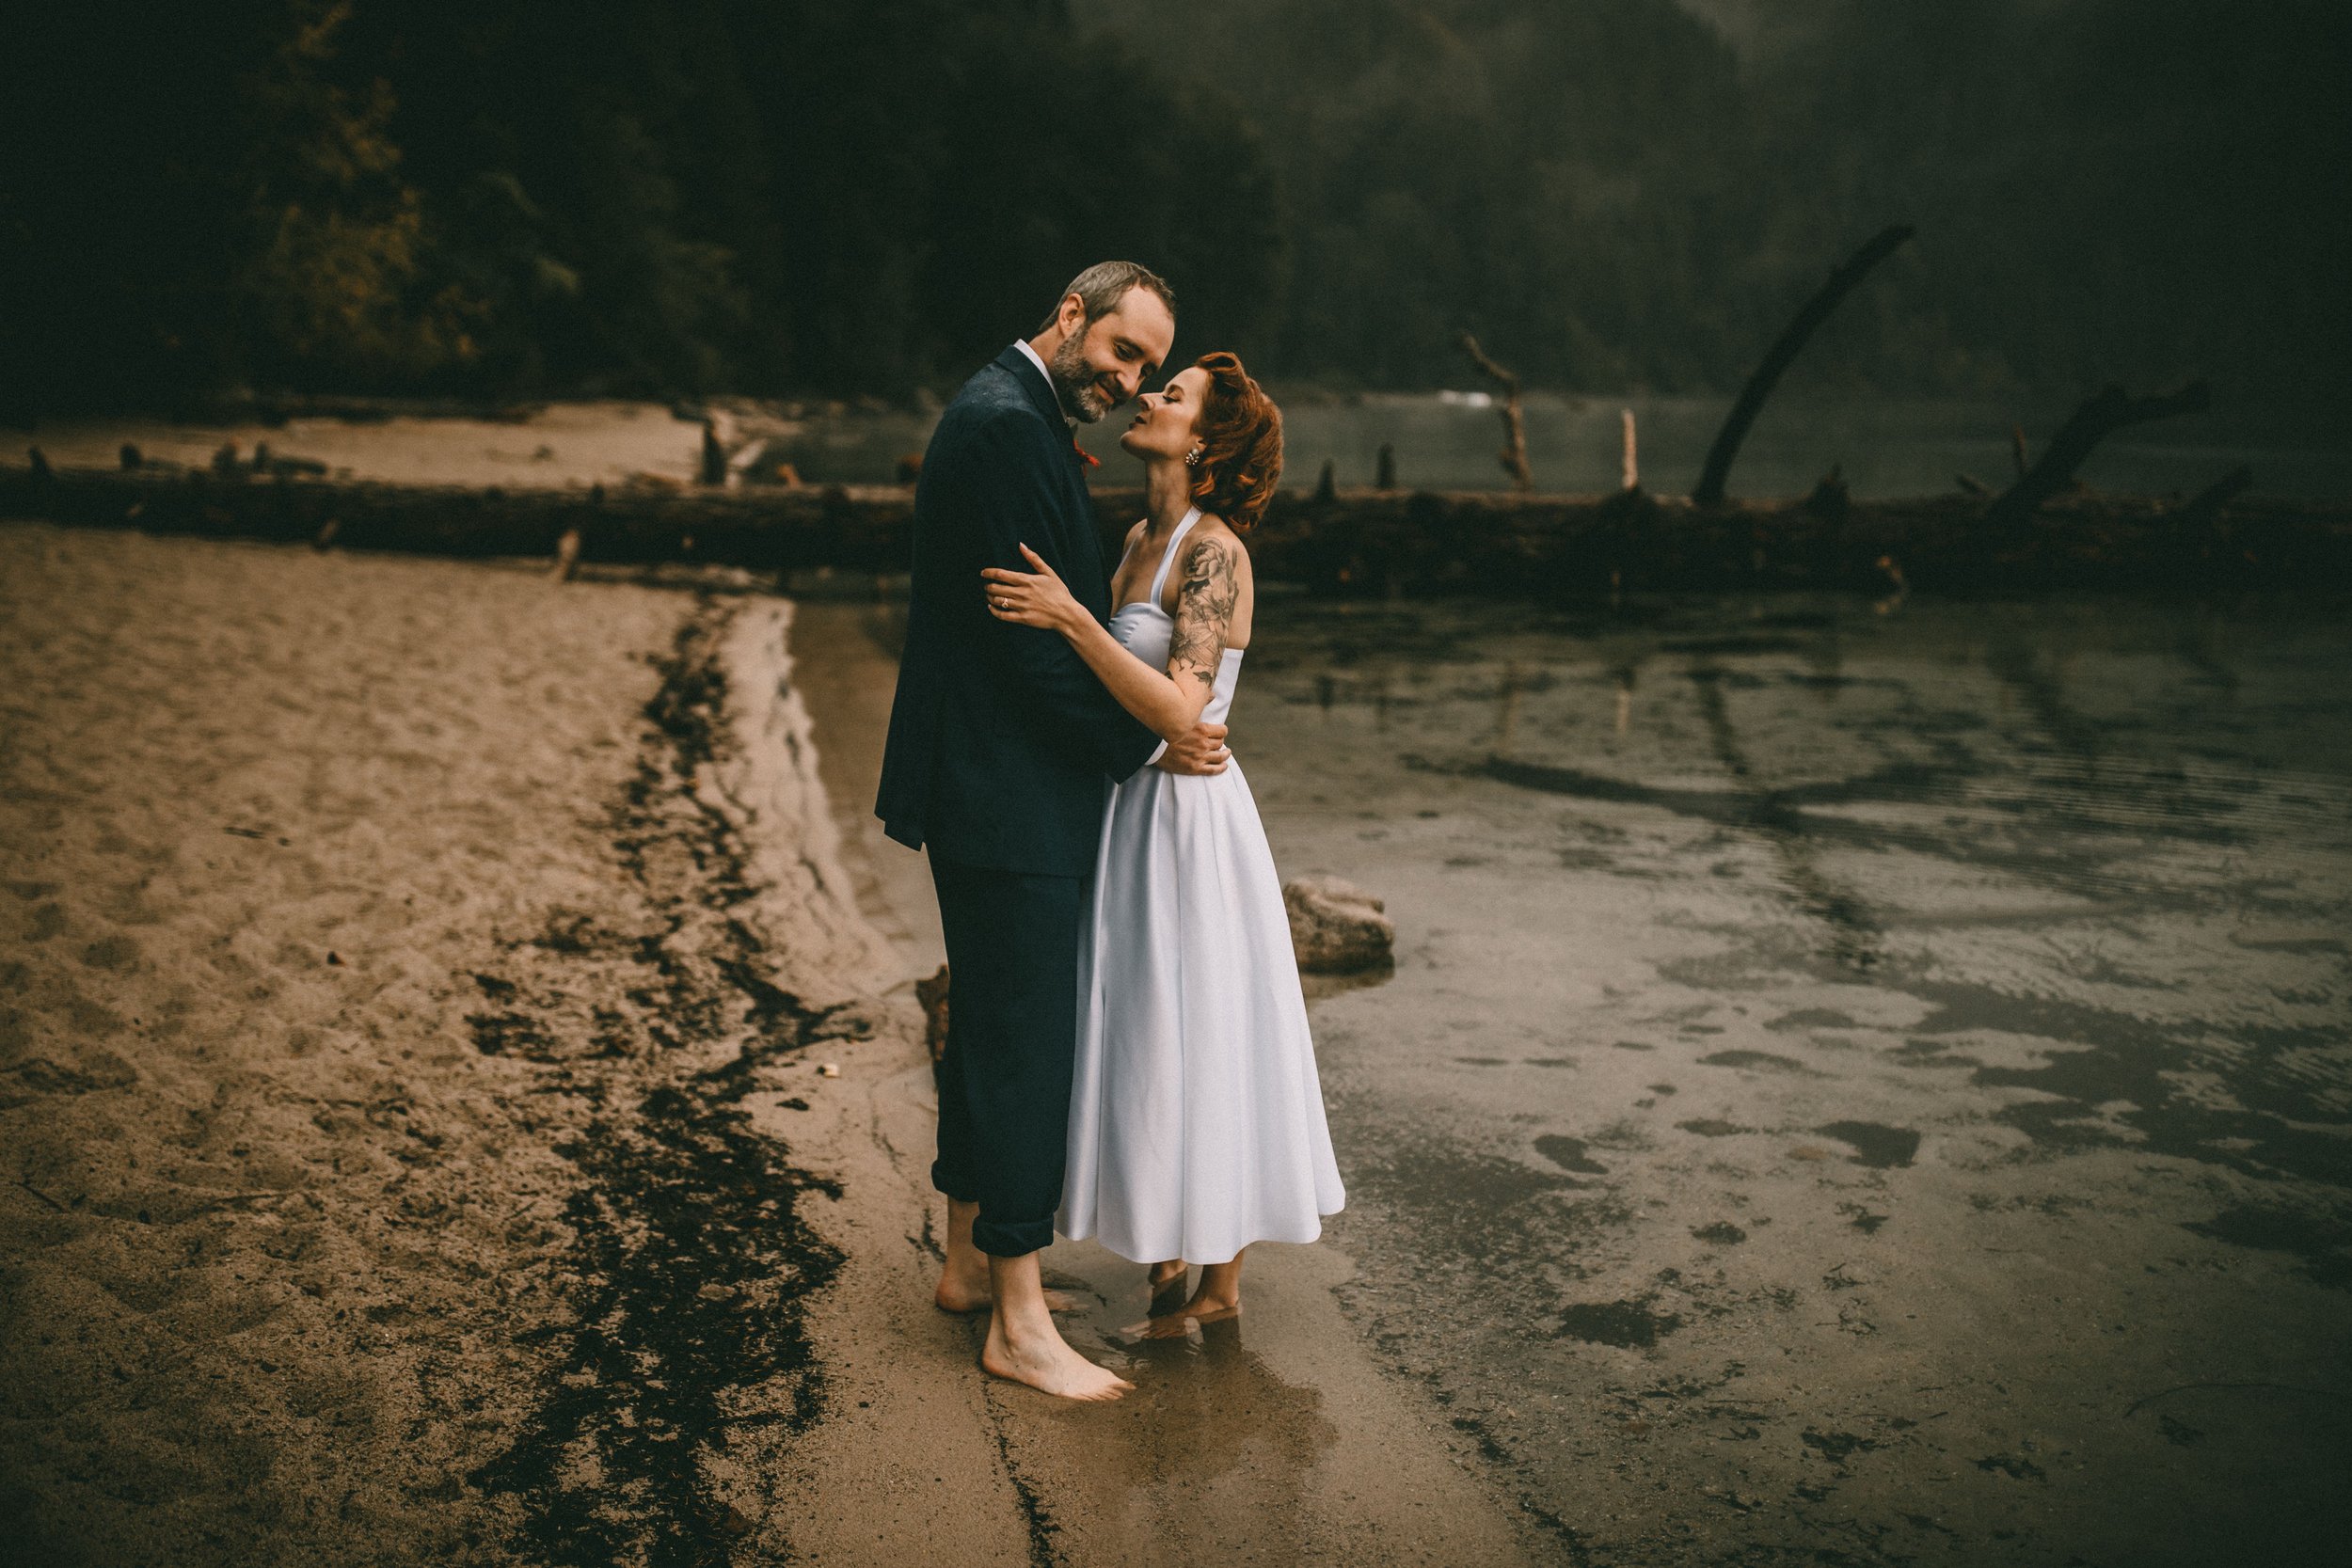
[[1283, 873, 1395, 972]]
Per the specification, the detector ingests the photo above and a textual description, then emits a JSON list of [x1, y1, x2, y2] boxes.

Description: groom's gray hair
[[1034, 261, 1177, 336]]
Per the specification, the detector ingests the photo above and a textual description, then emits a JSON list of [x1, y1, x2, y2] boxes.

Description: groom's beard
[[1048, 333, 1117, 423]]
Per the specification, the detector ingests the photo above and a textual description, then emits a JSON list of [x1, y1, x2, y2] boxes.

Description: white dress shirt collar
[[1012, 339, 1068, 421]]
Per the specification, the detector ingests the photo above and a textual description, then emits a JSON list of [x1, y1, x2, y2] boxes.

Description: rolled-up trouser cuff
[[930, 1159, 979, 1205], [974, 1213, 1054, 1258]]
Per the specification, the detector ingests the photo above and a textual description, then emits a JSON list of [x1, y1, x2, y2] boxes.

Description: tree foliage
[[2, 0, 1282, 407], [1, 0, 2340, 409], [1083, 0, 2349, 401]]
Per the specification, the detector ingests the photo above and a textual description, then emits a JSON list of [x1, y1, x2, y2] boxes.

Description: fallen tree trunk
[[1693, 224, 1915, 507], [3, 465, 2344, 595], [0, 467, 918, 573]]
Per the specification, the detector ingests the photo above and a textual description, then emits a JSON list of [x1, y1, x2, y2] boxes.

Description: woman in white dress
[[981, 350, 1345, 1333]]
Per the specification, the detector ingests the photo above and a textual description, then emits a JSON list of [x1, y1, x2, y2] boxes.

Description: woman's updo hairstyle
[[1187, 351, 1282, 532]]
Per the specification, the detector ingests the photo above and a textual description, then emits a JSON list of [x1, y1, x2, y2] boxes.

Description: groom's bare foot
[[935, 1270, 1080, 1315], [933, 1198, 1083, 1313], [981, 1317, 1134, 1402], [935, 1259, 991, 1313]]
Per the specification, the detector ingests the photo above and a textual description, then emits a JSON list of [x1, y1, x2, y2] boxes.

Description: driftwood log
[[1693, 224, 1915, 506], [3, 464, 2345, 594], [0, 467, 918, 573]]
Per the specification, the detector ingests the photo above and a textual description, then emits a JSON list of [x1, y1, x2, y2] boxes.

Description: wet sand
[[791, 590, 2352, 1567]]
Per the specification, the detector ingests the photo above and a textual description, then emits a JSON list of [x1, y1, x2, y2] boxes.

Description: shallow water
[[1228, 589, 2352, 1564]]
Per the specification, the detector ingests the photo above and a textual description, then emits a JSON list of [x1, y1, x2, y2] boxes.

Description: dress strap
[[1147, 508, 1202, 607]]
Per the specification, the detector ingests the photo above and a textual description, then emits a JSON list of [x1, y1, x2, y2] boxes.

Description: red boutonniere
[[1073, 438, 1099, 467]]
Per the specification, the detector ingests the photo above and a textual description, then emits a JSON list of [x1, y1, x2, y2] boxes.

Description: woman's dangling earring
[[1184, 445, 1203, 467]]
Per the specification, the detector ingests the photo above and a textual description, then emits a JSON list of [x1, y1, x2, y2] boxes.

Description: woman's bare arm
[[1165, 534, 1241, 697], [983, 535, 1240, 743]]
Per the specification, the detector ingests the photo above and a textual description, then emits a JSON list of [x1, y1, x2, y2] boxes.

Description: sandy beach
[[12, 2, 2345, 1558], [0, 521, 855, 1562], [1, 521, 1537, 1565]]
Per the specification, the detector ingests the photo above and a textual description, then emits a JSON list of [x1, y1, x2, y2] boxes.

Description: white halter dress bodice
[[1059, 509, 1346, 1265], [1105, 509, 1244, 723]]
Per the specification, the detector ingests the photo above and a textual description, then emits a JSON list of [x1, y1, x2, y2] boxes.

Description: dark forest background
[[3, 0, 2343, 412]]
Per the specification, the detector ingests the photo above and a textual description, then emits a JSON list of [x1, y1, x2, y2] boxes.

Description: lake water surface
[[1232, 588, 2352, 1565]]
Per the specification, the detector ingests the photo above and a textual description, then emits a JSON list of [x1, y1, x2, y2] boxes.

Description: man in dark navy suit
[[876, 261, 1228, 1401]]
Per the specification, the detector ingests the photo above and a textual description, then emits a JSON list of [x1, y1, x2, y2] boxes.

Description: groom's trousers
[[928, 852, 1089, 1257]]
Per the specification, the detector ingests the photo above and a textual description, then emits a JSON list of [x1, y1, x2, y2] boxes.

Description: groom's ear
[[1057, 293, 1088, 336]]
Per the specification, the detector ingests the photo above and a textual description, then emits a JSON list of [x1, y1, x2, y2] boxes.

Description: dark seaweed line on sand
[[469, 597, 866, 1566], [985, 1416, 1064, 1568]]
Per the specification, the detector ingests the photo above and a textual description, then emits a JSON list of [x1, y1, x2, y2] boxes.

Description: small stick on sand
[[551, 526, 582, 582], [15, 1178, 65, 1212]]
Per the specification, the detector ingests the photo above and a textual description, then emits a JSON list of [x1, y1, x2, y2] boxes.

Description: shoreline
[[1, 521, 1547, 1565]]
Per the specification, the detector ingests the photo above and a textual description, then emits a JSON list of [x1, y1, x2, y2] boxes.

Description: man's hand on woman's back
[[1155, 721, 1231, 775]]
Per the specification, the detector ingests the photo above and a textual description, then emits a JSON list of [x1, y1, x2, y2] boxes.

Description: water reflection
[[1027, 1243, 1340, 1556]]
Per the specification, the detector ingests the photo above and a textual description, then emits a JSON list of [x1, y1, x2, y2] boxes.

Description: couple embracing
[[876, 261, 1345, 1402]]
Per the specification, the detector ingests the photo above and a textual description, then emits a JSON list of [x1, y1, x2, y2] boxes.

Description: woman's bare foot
[[1145, 1259, 1189, 1316], [1134, 1254, 1244, 1338], [1136, 1284, 1242, 1338]]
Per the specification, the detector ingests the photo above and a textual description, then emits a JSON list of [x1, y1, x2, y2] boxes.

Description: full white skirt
[[1059, 759, 1346, 1264]]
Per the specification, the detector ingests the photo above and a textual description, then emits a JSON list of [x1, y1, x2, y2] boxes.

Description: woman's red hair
[[1188, 351, 1282, 532]]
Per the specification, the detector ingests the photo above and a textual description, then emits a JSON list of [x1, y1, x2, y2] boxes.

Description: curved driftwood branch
[[1985, 381, 2211, 529], [1693, 224, 1915, 506]]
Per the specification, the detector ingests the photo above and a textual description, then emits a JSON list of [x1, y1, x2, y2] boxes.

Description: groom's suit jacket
[[876, 345, 1160, 875]]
